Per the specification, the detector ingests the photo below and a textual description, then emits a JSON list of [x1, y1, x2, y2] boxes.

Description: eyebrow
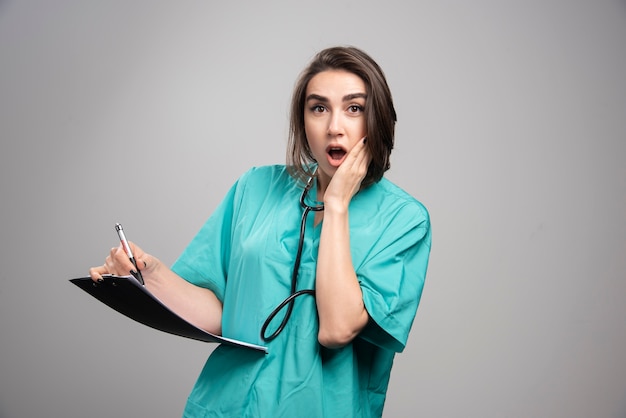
[[306, 92, 367, 103]]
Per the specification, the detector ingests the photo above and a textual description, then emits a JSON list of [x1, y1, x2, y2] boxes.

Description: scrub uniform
[[171, 165, 431, 418]]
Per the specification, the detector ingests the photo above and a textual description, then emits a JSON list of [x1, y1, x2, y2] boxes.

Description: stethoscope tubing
[[260, 174, 323, 342]]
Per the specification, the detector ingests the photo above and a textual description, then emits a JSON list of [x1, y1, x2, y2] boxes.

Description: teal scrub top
[[171, 165, 431, 418]]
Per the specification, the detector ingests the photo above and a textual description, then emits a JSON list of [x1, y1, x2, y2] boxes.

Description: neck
[[315, 171, 330, 202]]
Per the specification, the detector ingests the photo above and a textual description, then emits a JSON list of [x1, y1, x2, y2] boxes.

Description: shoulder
[[237, 164, 291, 185], [231, 165, 296, 203], [359, 177, 430, 227], [233, 164, 294, 192]]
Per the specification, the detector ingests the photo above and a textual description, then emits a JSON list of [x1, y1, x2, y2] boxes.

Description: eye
[[310, 104, 326, 113], [347, 104, 364, 114]]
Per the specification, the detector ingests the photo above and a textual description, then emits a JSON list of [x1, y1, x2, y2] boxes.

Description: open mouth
[[327, 146, 347, 161]]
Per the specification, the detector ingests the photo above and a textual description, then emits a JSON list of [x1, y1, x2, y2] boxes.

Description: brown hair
[[287, 46, 397, 188]]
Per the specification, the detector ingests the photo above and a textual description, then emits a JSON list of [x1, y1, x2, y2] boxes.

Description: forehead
[[306, 70, 366, 97]]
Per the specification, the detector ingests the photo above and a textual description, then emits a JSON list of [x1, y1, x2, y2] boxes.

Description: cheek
[[305, 118, 323, 136], [345, 115, 366, 132], [304, 123, 324, 147], [349, 121, 367, 142], [303, 130, 318, 157], [356, 119, 367, 136]]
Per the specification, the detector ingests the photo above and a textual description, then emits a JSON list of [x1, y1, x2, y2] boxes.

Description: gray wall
[[1, 1, 625, 417]]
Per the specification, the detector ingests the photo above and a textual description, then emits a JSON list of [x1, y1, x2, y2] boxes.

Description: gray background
[[1, 1, 625, 417]]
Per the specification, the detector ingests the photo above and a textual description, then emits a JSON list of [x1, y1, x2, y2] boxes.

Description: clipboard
[[70, 275, 267, 353]]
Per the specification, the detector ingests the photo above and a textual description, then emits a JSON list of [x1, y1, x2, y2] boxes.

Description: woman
[[90, 46, 431, 417]]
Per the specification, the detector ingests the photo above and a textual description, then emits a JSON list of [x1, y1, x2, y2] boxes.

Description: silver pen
[[114, 223, 144, 285]]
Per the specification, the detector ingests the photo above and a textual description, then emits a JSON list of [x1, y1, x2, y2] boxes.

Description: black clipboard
[[70, 275, 267, 353]]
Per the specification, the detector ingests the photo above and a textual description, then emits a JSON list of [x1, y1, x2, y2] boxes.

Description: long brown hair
[[287, 46, 397, 188]]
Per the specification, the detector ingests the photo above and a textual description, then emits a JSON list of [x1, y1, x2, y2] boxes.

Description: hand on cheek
[[341, 136, 370, 180], [325, 137, 370, 208]]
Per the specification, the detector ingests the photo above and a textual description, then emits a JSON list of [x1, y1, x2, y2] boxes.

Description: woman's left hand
[[315, 136, 371, 348], [324, 137, 370, 210]]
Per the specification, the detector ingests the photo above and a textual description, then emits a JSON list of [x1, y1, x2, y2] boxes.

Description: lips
[[326, 145, 347, 167]]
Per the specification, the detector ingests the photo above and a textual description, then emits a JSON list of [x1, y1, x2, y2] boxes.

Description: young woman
[[90, 46, 432, 418]]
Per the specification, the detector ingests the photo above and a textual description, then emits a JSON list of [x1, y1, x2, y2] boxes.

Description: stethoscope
[[260, 172, 324, 342]]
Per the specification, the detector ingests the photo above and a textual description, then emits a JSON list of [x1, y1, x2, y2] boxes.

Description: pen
[[114, 223, 144, 285]]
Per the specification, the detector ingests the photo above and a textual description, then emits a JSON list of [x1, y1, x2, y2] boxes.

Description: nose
[[326, 112, 344, 137]]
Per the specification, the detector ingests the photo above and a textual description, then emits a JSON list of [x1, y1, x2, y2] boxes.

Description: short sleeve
[[357, 203, 432, 352], [171, 177, 243, 302]]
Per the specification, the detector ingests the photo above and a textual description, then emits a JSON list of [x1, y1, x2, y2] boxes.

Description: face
[[304, 70, 367, 187]]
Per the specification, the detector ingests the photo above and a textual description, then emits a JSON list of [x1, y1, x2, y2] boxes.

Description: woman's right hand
[[88, 241, 223, 335], [89, 241, 156, 282]]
